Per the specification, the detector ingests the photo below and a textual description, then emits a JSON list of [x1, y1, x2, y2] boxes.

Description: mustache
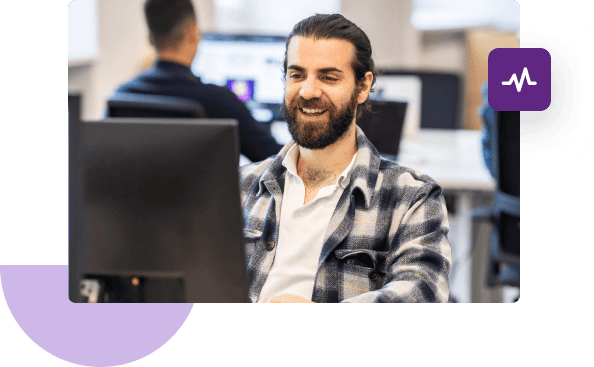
[[290, 97, 330, 110]]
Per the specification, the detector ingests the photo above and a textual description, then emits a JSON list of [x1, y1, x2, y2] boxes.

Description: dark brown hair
[[144, 0, 196, 51], [283, 14, 377, 117]]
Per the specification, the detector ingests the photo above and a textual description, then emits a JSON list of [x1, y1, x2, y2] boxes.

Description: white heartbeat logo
[[502, 67, 537, 92]]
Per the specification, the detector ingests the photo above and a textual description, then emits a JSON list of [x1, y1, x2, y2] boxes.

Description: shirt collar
[[258, 126, 382, 209], [154, 60, 198, 80], [281, 143, 300, 177], [281, 144, 357, 190]]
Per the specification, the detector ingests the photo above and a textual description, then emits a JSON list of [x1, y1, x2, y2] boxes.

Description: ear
[[186, 20, 199, 44], [357, 71, 374, 105]]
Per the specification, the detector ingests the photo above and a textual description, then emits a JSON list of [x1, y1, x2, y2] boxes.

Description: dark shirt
[[113, 60, 283, 162]]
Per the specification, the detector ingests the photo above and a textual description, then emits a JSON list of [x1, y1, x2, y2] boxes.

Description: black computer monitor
[[357, 100, 408, 159], [69, 94, 81, 122], [69, 93, 83, 302], [69, 118, 248, 303], [68, 94, 82, 144], [379, 70, 462, 129], [496, 110, 520, 257]]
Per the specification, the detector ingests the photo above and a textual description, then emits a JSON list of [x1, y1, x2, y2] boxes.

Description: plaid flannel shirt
[[239, 126, 451, 303]]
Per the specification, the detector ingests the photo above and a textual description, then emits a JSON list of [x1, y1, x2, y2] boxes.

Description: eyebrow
[[287, 65, 344, 74]]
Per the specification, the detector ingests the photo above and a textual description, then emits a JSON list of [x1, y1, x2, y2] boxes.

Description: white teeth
[[301, 108, 324, 114]]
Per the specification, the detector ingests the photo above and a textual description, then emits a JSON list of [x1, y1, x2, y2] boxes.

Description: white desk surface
[[396, 129, 495, 192]]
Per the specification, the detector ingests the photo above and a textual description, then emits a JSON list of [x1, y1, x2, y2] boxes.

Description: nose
[[299, 76, 322, 100]]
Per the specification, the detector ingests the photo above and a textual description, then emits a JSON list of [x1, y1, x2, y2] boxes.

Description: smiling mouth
[[299, 107, 327, 116]]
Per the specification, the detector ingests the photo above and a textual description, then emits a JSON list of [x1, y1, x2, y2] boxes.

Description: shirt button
[[369, 271, 379, 281], [293, 212, 299, 219], [266, 242, 275, 251]]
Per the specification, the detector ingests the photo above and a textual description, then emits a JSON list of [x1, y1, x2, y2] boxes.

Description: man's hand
[[263, 294, 315, 303]]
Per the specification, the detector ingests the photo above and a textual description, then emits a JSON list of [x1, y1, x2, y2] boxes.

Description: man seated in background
[[240, 14, 452, 303], [112, 0, 282, 162]]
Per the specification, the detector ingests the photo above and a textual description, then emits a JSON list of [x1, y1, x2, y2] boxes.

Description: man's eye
[[290, 74, 303, 79], [323, 76, 338, 81]]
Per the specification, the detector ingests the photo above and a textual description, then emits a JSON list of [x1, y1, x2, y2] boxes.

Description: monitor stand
[[80, 273, 186, 303]]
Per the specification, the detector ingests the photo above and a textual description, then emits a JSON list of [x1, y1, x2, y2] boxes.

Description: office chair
[[377, 69, 462, 129], [472, 111, 520, 288], [106, 92, 207, 118]]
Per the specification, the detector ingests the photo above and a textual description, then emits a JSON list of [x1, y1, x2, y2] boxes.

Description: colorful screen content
[[191, 33, 286, 105], [227, 80, 255, 102]]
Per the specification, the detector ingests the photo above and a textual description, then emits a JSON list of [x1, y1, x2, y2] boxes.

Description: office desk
[[397, 129, 495, 303], [397, 129, 494, 191]]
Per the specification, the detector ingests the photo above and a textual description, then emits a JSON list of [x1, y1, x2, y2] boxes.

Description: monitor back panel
[[68, 94, 83, 302], [380, 70, 462, 129], [356, 100, 408, 158], [70, 118, 248, 302]]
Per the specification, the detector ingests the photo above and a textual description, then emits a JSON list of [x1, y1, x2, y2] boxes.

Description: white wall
[[214, 0, 340, 35], [342, 0, 418, 68], [411, 0, 520, 32], [68, 0, 99, 64]]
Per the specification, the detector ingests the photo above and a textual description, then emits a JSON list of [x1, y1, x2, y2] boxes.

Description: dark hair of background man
[[282, 13, 378, 118], [144, 0, 196, 51]]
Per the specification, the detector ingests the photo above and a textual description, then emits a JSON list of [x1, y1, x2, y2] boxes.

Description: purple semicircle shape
[[0, 265, 193, 367]]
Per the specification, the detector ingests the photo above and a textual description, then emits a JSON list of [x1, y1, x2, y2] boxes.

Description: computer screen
[[191, 33, 287, 123], [379, 70, 462, 129], [369, 75, 421, 141], [69, 118, 248, 303], [357, 100, 408, 159]]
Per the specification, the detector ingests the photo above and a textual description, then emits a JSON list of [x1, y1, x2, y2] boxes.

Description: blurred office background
[[69, 0, 520, 302]]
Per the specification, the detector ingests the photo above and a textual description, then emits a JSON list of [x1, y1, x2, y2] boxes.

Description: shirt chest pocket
[[335, 249, 385, 281]]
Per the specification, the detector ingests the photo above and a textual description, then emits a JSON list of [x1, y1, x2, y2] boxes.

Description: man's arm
[[341, 182, 452, 303]]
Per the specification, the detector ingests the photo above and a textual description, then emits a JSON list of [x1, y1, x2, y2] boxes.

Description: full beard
[[281, 90, 358, 150]]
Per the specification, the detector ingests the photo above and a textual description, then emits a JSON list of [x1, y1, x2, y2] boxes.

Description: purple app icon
[[488, 48, 551, 111]]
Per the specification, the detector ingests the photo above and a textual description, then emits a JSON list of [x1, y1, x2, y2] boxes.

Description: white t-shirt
[[256, 144, 358, 302]]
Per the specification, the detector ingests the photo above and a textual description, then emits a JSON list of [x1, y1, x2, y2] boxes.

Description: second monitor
[[191, 33, 286, 124]]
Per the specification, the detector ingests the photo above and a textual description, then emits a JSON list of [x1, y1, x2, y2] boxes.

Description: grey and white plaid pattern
[[239, 126, 451, 302]]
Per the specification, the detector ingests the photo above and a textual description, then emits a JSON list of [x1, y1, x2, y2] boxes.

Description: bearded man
[[239, 14, 452, 303]]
